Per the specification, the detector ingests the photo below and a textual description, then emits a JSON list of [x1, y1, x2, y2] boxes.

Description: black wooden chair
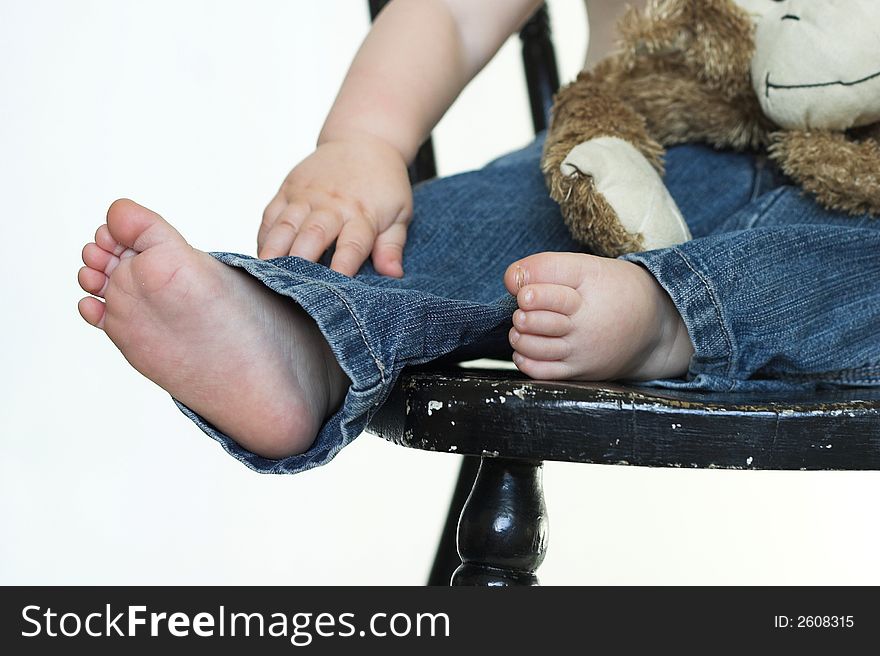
[[365, 1, 880, 586]]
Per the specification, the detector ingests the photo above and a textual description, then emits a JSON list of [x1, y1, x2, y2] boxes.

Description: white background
[[1, 0, 878, 585]]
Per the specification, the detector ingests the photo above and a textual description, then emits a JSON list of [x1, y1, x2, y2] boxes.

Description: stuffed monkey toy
[[542, 0, 880, 257]]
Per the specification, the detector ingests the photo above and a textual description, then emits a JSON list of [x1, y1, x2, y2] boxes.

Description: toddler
[[77, 0, 880, 474]]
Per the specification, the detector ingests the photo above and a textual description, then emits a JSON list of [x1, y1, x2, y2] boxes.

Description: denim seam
[[762, 365, 880, 385], [743, 186, 786, 229], [317, 283, 387, 390], [749, 155, 766, 202], [669, 246, 736, 380]]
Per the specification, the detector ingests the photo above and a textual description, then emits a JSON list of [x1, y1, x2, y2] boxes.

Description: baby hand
[[259, 135, 413, 277]]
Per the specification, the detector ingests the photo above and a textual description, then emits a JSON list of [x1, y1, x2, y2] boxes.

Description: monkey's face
[[733, 0, 880, 130]]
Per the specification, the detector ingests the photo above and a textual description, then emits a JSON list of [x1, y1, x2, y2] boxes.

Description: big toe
[[504, 251, 595, 295], [106, 198, 184, 252]]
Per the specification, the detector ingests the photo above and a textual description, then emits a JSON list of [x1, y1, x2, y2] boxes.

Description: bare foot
[[78, 199, 348, 459], [503, 252, 694, 381]]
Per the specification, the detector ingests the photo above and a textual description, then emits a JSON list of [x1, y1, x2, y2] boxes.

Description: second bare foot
[[503, 252, 694, 381]]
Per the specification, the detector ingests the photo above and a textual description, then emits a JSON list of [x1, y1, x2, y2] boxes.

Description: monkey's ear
[[617, 0, 755, 97]]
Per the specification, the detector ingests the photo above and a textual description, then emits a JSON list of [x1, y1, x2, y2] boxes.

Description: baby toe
[[512, 333, 571, 361], [512, 352, 572, 380], [518, 283, 582, 315], [503, 262, 528, 296], [82, 242, 113, 271], [95, 224, 125, 256], [505, 251, 596, 292], [77, 296, 106, 329], [513, 309, 572, 337], [78, 266, 108, 297]]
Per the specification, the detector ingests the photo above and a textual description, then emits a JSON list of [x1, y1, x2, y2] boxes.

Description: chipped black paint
[[367, 368, 880, 471]]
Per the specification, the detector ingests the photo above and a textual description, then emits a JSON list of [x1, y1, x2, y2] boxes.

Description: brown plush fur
[[543, 0, 880, 257], [769, 131, 880, 216]]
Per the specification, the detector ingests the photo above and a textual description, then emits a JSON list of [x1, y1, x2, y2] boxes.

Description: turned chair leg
[[427, 456, 481, 585], [452, 457, 549, 586]]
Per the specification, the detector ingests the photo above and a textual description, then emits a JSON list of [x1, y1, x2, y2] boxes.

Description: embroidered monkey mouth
[[765, 68, 880, 98]]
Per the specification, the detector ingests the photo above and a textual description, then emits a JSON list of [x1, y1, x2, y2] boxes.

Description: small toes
[[83, 241, 131, 280], [95, 224, 125, 256], [518, 283, 582, 315], [78, 266, 108, 297], [512, 309, 572, 337], [510, 332, 571, 361], [82, 242, 113, 271], [78, 296, 106, 329], [511, 352, 572, 380]]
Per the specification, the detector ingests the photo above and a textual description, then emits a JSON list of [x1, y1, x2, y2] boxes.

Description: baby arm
[[259, 0, 544, 276]]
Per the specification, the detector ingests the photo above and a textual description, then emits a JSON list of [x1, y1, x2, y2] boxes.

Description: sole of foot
[[78, 199, 349, 459]]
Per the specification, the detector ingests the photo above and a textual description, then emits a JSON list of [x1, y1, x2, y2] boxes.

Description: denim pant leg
[[660, 143, 782, 239], [175, 136, 583, 474], [622, 147, 880, 392]]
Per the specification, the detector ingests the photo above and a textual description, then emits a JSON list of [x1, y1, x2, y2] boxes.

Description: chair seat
[[367, 366, 880, 471]]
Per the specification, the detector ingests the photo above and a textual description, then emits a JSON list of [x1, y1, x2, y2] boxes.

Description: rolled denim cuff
[[173, 253, 517, 474], [174, 253, 390, 475], [620, 246, 737, 384]]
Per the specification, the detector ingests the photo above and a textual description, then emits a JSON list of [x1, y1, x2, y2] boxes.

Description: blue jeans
[[176, 134, 880, 474]]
